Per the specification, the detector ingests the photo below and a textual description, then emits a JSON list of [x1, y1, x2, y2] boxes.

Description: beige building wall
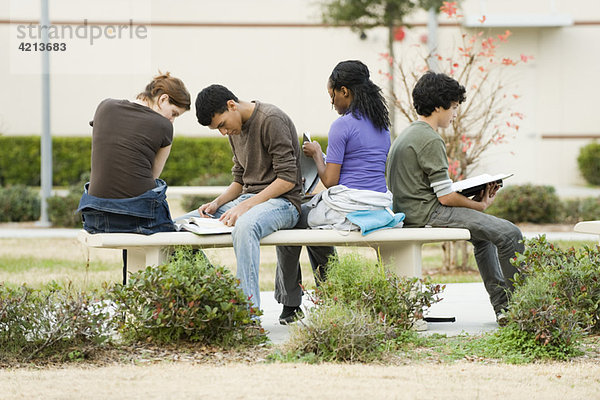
[[1, 0, 599, 187]]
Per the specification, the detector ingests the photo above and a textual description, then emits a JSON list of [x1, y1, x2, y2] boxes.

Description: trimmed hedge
[[486, 184, 561, 224], [0, 135, 328, 187], [577, 142, 600, 186]]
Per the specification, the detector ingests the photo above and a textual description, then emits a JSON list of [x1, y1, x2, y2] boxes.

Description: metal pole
[[427, 8, 439, 72], [39, 0, 52, 226]]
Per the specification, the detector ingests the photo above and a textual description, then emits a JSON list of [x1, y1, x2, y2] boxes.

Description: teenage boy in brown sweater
[[181, 84, 303, 319]]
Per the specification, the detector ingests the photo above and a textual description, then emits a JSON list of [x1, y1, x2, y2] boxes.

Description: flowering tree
[[321, 0, 444, 130], [389, 1, 533, 270]]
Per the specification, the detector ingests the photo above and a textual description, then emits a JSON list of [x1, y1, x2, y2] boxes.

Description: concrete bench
[[78, 228, 470, 280], [574, 221, 600, 241]]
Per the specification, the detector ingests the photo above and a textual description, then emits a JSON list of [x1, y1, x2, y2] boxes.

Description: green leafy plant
[[109, 248, 266, 347], [0, 282, 113, 363], [47, 194, 81, 227], [286, 302, 395, 362], [46, 172, 89, 227], [504, 236, 600, 357], [317, 254, 444, 331], [577, 142, 600, 186], [486, 184, 560, 223], [560, 197, 600, 224], [0, 185, 40, 222], [284, 254, 443, 362]]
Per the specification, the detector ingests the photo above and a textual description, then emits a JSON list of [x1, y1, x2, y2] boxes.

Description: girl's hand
[[303, 141, 322, 158]]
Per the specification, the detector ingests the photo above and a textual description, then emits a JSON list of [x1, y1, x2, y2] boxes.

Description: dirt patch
[[1, 359, 599, 399]]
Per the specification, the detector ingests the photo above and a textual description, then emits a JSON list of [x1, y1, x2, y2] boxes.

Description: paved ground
[[261, 282, 497, 344]]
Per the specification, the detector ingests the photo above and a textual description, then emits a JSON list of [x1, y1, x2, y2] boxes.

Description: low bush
[[318, 254, 444, 331], [46, 172, 88, 227], [0, 185, 40, 222], [109, 248, 266, 346], [285, 254, 444, 362], [287, 302, 395, 362], [179, 195, 215, 214], [47, 194, 81, 228], [486, 184, 561, 223], [0, 282, 113, 363], [577, 142, 600, 186], [561, 197, 600, 224], [504, 236, 600, 357]]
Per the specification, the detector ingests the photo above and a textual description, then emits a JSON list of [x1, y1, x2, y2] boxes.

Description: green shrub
[[189, 172, 233, 186], [318, 254, 444, 331], [0, 185, 40, 222], [109, 248, 266, 346], [577, 142, 600, 186], [0, 282, 112, 363], [505, 236, 600, 357], [486, 184, 560, 223], [46, 172, 87, 228], [47, 194, 82, 228], [0, 135, 328, 187], [286, 302, 395, 362], [285, 254, 443, 362], [180, 195, 215, 213], [561, 197, 600, 224]]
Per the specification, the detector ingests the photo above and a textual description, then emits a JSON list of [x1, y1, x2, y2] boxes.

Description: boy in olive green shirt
[[386, 72, 524, 326]]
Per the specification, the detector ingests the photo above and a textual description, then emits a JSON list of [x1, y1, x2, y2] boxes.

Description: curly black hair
[[329, 60, 390, 132], [412, 71, 466, 117], [195, 84, 239, 126]]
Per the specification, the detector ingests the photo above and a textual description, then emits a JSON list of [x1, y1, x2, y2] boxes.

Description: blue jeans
[[178, 194, 299, 310], [427, 204, 524, 313], [77, 179, 175, 234]]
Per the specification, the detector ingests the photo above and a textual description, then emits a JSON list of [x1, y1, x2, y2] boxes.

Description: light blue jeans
[[178, 194, 299, 310]]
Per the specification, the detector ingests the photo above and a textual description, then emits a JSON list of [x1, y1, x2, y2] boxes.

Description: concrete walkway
[[261, 282, 497, 344]]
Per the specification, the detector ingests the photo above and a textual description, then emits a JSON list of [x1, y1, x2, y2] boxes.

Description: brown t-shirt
[[88, 99, 173, 198], [228, 101, 303, 213]]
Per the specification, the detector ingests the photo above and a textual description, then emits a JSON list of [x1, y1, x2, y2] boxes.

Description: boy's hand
[[219, 202, 252, 227], [198, 201, 219, 218], [474, 183, 499, 210]]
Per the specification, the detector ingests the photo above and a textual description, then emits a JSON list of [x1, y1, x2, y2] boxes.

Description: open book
[[300, 132, 321, 197], [175, 217, 233, 235], [452, 173, 513, 197]]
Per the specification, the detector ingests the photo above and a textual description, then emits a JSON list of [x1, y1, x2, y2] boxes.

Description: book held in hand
[[300, 132, 321, 197], [452, 173, 513, 197]]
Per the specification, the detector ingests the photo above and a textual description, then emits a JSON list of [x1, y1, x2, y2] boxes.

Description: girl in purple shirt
[[303, 60, 391, 191], [276, 60, 391, 325]]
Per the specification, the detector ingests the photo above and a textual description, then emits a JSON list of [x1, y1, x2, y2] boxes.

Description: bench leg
[[126, 247, 170, 271], [378, 242, 422, 278]]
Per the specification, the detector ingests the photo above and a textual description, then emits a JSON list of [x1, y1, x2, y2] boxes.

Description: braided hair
[[328, 60, 390, 131]]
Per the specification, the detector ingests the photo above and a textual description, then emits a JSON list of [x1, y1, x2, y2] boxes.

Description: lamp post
[[38, 0, 52, 227]]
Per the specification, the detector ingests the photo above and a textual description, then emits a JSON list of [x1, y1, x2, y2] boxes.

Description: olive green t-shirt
[[386, 121, 450, 227]]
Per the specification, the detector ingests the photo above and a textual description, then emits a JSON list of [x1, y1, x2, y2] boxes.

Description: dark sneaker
[[496, 310, 508, 327], [279, 305, 305, 325]]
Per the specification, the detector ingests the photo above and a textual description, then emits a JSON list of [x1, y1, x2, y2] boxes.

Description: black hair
[[412, 71, 466, 117], [329, 60, 390, 132], [195, 84, 239, 126]]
